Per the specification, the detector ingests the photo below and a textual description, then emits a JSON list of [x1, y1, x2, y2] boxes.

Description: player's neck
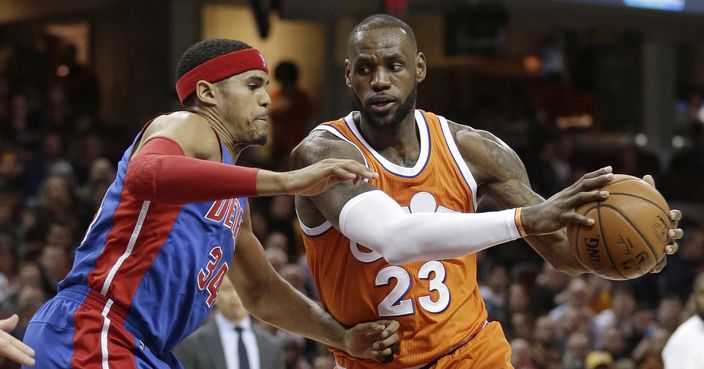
[[356, 111, 420, 164], [191, 109, 243, 163]]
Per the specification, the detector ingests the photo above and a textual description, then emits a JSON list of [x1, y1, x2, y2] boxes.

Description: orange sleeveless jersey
[[300, 110, 489, 369]]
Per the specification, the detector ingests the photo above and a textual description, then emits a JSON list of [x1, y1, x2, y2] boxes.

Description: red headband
[[175, 48, 269, 104]]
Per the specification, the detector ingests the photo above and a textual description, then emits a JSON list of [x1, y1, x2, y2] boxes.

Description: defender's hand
[[0, 315, 35, 366], [641, 174, 684, 273], [284, 159, 377, 196], [521, 166, 614, 235], [344, 320, 400, 363]]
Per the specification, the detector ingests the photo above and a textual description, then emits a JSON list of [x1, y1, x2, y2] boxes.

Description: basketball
[[567, 174, 671, 280]]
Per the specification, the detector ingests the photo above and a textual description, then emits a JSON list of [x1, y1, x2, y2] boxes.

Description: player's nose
[[371, 68, 391, 91]]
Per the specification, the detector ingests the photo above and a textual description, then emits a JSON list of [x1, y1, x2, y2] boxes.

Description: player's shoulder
[[142, 111, 219, 160], [444, 118, 520, 181], [290, 120, 365, 169], [444, 119, 504, 154]]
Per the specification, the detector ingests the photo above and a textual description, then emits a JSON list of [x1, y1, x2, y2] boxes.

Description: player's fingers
[[0, 315, 19, 332], [0, 329, 35, 366], [371, 347, 395, 362], [570, 190, 609, 207], [577, 166, 613, 182], [642, 174, 655, 188], [669, 229, 684, 242], [563, 212, 595, 227], [340, 161, 376, 179], [377, 320, 400, 335], [577, 174, 614, 192], [372, 332, 399, 351], [651, 257, 667, 273], [331, 166, 357, 180], [669, 210, 682, 226], [665, 242, 679, 255]]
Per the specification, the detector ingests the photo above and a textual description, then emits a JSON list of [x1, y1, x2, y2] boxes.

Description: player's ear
[[195, 80, 218, 106], [344, 59, 352, 87], [416, 52, 427, 83]]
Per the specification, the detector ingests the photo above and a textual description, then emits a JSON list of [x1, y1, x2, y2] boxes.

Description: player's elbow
[[376, 232, 419, 265]]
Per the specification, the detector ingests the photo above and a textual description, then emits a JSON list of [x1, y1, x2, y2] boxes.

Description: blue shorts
[[22, 286, 183, 369]]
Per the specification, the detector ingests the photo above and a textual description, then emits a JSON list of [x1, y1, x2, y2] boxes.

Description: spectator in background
[[77, 157, 115, 215], [269, 61, 312, 166], [601, 326, 628, 361], [0, 236, 18, 303], [632, 327, 669, 369], [532, 315, 562, 369], [511, 338, 539, 369], [480, 264, 510, 322], [594, 285, 636, 343], [175, 277, 284, 369], [282, 337, 312, 369], [655, 296, 683, 334], [532, 262, 571, 317], [563, 332, 592, 369], [625, 305, 656, 354], [662, 273, 704, 369], [585, 351, 613, 369]]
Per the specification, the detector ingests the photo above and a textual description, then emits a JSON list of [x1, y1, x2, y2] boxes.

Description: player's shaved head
[[347, 14, 416, 55]]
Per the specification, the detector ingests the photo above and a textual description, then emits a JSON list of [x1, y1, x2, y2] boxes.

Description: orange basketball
[[567, 174, 671, 280]]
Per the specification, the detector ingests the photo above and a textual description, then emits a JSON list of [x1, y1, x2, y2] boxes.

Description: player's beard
[[353, 85, 417, 129]]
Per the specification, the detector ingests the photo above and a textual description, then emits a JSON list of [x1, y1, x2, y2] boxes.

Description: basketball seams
[[606, 192, 669, 219], [599, 204, 662, 265], [596, 202, 628, 279]]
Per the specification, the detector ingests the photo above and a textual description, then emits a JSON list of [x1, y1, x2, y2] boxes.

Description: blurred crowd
[[0, 36, 703, 369]]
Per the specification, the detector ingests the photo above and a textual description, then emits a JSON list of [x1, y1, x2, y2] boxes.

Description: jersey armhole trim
[[437, 116, 478, 211]]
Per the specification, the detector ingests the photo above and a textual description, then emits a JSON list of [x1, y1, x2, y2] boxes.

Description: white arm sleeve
[[339, 190, 522, 265]]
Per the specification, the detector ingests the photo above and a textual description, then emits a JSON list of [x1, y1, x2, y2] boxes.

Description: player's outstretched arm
[[292, 131, 613, 265], [448, 121, 682, 275], [228, 205, 399, 362], [0, 315, 35, 366], [123, 113, 375, 204]]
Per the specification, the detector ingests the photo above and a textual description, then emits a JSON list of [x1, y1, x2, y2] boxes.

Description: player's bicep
[[290, 134, 378, 229], [451, 122, 542, 209]]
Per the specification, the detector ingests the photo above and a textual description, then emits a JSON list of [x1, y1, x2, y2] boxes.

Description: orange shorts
[[431, 321, 514, 369]]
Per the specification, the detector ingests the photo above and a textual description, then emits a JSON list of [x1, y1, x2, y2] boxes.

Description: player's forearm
[[339, 190, 523, 264], [244, 270, 347, 351], [523, 231, 587, 276], [255, 170, 294, 196]]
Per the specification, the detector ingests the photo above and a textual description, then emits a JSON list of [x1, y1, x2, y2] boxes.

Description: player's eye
[[389, 63, 403, 72], [357, 65, 371, 74]]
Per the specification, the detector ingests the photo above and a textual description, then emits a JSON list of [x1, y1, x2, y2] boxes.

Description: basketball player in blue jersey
[[20, 39, 400, 369]]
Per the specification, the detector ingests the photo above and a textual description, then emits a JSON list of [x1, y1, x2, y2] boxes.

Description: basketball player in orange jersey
[[291, 15, 683, 369]]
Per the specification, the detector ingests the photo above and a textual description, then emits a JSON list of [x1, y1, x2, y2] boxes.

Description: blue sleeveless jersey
[[58, 129, 247, 356]]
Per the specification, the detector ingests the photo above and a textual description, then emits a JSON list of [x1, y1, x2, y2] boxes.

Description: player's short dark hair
[[175, 39, 252, 107], [348, 14, 416, 48]]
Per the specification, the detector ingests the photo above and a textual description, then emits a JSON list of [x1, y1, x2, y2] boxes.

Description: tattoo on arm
[[482, 138, 531, 184]]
